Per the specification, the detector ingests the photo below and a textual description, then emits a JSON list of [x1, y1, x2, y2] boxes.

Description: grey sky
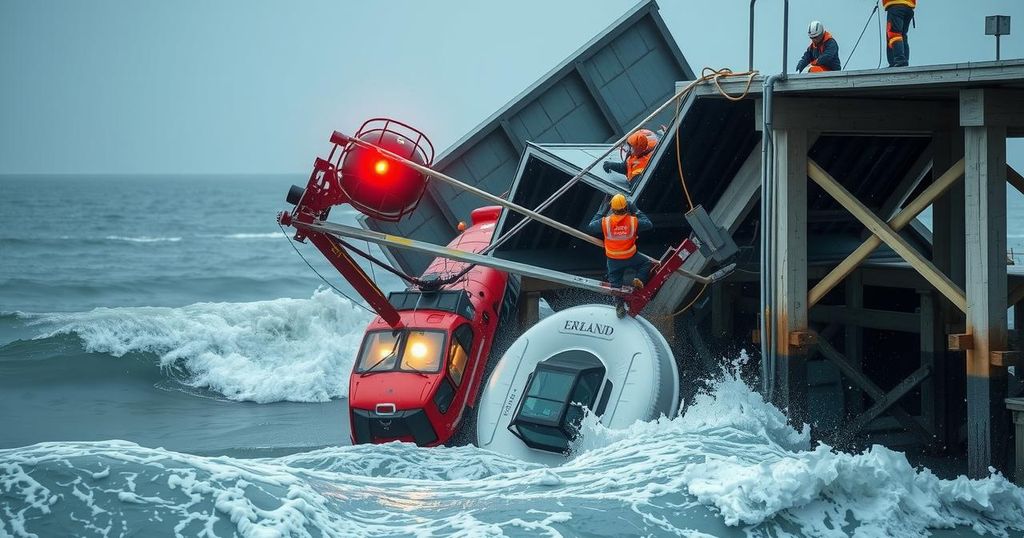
[[2, 0, 1022, 174]]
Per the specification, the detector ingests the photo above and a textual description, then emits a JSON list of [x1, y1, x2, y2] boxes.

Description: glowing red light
[[374, 159, 389, 175]]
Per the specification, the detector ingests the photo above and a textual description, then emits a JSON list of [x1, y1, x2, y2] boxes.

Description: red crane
[[278, 118, 733, 446]]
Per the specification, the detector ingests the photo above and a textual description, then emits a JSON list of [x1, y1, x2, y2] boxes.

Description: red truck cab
[[347, 206, 517, 446]]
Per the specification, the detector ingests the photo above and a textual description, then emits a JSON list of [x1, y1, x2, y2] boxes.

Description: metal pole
[[298, 219, 632, 297], [345, 136, 605, 250], [345, 133, 704, 275], [782, 0, 790, 74], [485, 74, 715, 256], [749, 0, 758, 71], [997, 35, 1002, 61]]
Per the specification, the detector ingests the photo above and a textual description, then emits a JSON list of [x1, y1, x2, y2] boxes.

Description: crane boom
[[293, 219, 634, 297]]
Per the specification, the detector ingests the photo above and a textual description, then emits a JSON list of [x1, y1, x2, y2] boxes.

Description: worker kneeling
[[796, 21, 841, 73], [587, 193, 654, 318], [602, 129, 661, 183]]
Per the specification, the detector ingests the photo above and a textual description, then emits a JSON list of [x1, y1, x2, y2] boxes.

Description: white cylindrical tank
[[476, 304, 679, 465]]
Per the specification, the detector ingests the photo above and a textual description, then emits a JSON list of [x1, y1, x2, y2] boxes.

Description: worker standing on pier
[[796, 21, 841, 73], [602, 128, 662, 183], [883, 0, 915, 67], [587, 193, 654, 318]]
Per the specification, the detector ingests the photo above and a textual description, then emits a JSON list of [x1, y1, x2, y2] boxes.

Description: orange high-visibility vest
[[625, 133, 659, 180], [882, 0, 915, 9], [626, 152, 653, 180], [601, 214, 638, 259]]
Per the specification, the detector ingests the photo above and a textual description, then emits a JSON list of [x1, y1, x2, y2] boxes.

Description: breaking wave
[[13, 290, 373, 403], [2, 360, 1022, 537]]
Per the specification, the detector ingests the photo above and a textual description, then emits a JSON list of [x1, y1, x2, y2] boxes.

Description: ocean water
[[2, 174, 1024, 537]]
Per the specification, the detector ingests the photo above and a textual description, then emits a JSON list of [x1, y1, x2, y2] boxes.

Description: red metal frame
[[278, 120, 438, 329], [625, 238, 699, 316]]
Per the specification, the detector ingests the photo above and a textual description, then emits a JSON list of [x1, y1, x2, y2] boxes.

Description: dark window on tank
[[508, 350, 606, 453]]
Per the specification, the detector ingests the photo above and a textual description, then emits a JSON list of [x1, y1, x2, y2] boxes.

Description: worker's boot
[[632, 277, 645, 290], [615, 300, 627, 319]]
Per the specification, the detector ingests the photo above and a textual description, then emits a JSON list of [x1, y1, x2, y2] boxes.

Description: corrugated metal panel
[[363, 0, 693, 276]]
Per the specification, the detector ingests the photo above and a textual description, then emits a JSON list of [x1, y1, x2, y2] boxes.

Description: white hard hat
[[808, 20, 825, 39]]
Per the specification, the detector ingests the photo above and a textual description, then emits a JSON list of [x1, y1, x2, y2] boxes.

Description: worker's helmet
[[627, 130, 654, 153], [610, 193, 628, 211], [807, 20, 825, 39]]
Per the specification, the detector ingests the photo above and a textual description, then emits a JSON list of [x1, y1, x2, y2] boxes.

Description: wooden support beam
[[879, 142, 934, 220], [815, 336, 932, 444], [960, 89, 1024, 129], [919, 290, 943, 445], [773, 129, 809, 424], [809, 304, 920, 333], [932, 129, 967, 289], [844, 271, 865, 418], [808, 160, 968, 313], [932, 128, 966, 452], [841, 364, 933, 442], [808, 159, 965, 307], [1008, 165, 1024, 198], [962, 104, 1011, 476], [949, 333, 975, 351], [756, 97, 957, 133], [517, 291, 541, 330], [991, 351, 1022, 368], [1010, 283, 1024, 308]]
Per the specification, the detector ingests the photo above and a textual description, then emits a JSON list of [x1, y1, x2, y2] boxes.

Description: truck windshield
[[400, 330, 445, 373], [355, 329, 446, 374], [356, 331, 400, 373]]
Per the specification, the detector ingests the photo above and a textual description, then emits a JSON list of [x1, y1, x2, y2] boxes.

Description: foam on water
[[2, 359, 1022, 537], [103, 235, 183, 243], [16, 290, 372, 403]]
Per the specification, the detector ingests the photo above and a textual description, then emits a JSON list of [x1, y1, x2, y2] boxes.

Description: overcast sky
[[2, 0, 1022, 175]]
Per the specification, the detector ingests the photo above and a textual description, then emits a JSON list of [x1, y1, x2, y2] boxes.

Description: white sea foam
[[567, 355, 1024, 536], [104, 235, 183, 243], [2, 363, 1024, 537], [23, 290, 373, 403]]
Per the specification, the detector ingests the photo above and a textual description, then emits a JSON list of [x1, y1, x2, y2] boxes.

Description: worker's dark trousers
[[606, 255, 652, 288], [886, 6, 913, 67]]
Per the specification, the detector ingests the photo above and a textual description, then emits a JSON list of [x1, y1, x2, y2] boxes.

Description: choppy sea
[[2, 174, 1024, 537]]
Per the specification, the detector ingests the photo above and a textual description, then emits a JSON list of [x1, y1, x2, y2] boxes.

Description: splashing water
[[14, 289, 372, 403], [2, 355, 1022, 537]]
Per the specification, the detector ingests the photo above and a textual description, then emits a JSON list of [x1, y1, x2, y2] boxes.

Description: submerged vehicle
[[279, 119, 519, 446], [347, 206, 518, 446], [475, 304, 679, 465], [279, 117, 736, 450]]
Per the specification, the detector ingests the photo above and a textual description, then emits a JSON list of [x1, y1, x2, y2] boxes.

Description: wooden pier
[[486, 60, 1024, 480], [686, 60, 1024, 478]]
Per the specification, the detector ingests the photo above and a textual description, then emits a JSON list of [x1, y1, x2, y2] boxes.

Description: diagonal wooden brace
[[815, 337, 932, 443], [808, 160, 968, 313], [1008, 165, 1024, 197], [808, 158, 966, 307], [841, 364, 932, 441]]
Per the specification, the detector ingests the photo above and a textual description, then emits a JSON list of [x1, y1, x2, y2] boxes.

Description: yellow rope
[[667, 68, 757, 316], [671, 281, 709, 317], [669, 68, 758, 212]]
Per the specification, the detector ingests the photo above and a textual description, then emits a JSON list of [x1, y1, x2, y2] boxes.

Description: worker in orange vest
[[602, 129, 661, 182], [796, 21, 841, 73], [883, 0, 915, 67], [587, 193, 654, 317]]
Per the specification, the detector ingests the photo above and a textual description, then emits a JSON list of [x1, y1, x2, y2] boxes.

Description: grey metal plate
[[363, 0, 693, 275]]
